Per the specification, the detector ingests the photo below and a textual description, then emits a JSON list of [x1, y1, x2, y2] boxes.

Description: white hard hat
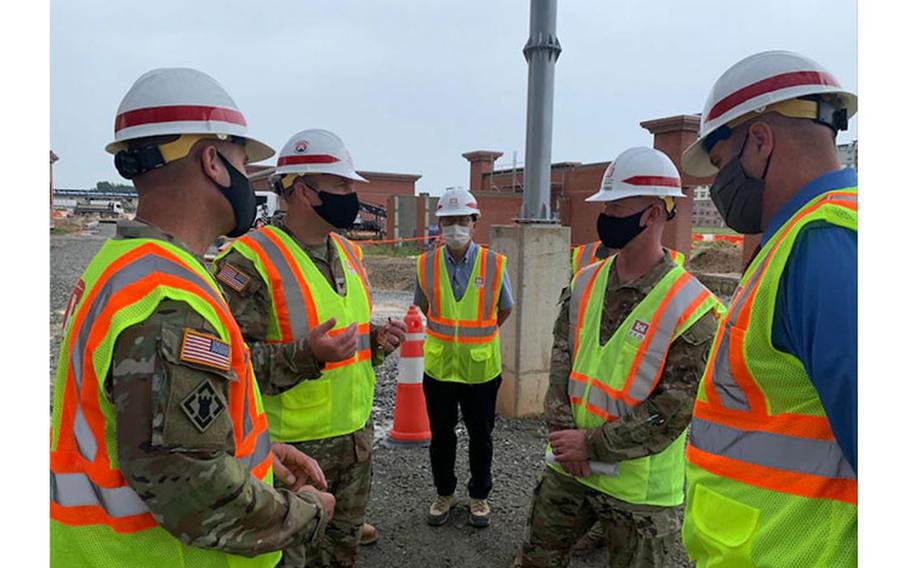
[[105, 68, 274, 163], [586, 147, 684, 202], [436, 187, 481, 218], [273, 129, 367, 183], [682, 50, 857, 177]]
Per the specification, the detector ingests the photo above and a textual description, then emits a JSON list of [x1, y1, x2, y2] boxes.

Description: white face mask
[[441, 223, 472, 249]]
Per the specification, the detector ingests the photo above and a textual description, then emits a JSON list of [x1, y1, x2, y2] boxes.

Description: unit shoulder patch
[[181, 378, 227, 432], [216, 262, 252, 293], [179, 329, 231, 372]]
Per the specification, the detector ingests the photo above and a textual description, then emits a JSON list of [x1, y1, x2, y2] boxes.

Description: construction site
[[47, 1, 859, 567]]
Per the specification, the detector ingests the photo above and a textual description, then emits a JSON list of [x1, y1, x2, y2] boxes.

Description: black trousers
[[422, 373, 502, 499]]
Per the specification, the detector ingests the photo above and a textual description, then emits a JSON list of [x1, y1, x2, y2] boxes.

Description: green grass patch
[[692, 226, 738, 235], [360, 243, 424, 258]]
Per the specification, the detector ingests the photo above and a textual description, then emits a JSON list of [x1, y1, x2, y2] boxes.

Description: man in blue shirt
[[679, 50, 857, 565], [414, 187, 513, 529]]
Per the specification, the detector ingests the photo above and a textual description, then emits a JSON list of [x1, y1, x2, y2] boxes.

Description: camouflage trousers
[[514, 467, 683, 568], [278, 422, 373, 568]]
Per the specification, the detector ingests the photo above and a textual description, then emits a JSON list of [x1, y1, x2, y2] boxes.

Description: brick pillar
[[462, 150, 503, 191], [640, 115, 715, 259]]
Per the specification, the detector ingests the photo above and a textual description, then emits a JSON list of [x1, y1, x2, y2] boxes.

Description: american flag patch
[[216, 262, 251, 292], [179, 329, 231, 371]]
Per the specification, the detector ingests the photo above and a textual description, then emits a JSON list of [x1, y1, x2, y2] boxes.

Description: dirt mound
[[689, 243, 742, 274], [363, 255, 418, 292]]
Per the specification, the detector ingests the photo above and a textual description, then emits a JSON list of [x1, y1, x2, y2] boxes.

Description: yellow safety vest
[[417, 246, 506, 383], [218, 226, 374, 442], [683, 188, 858, 567], [50, 238, 278, 568], [550, 256, 723, 506]]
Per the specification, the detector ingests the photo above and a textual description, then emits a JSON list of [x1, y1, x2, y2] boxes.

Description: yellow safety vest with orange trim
[[218, 226, 374, 442], [572, 242, 685, 275], [417, 246, 506, 383], [50, 238, 278, 568], [683, 188, 858, 567], [549, 256, 723, 506]]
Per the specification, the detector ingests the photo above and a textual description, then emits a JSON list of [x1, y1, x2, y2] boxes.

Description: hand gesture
[[308, 318, 357, 363], [271, 443, 328, 491]]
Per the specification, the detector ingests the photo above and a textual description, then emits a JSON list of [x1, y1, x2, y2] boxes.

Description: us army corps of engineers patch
[[181, 379, 227, 432]]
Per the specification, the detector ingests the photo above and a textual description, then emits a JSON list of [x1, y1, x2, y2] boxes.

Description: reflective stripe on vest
[[556, 255, 722, 506], [568, 259, 715, 421], [236, 228, 372, 369], [688, 189, 858, 503], [50, 240, 274, 542], [417, 245, 506, 382], [683, 189, 857, 567], [223, 226, 375, 442], [420, 246, 503, 343]]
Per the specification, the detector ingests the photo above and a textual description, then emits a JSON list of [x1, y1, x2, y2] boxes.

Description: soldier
[[414, 187, 513, 528], [513, 147, 725, 568], [214, 128, 407, 568], [50, 68, 335, 568]]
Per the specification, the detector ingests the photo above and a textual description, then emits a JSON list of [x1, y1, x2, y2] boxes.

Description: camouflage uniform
[[216, 216, 384, 568], [107, 220, 327, 558], [516, 251, 718, 568]]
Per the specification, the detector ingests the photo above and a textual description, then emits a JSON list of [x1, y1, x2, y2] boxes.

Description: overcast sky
[[51, 0, 857, 195]]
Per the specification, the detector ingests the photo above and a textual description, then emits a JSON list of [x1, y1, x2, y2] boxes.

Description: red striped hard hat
[[586, 147, 684, 202], [682, 50, 857, 177], [105, 68, 274, 163], [273, 129, 367, 182]]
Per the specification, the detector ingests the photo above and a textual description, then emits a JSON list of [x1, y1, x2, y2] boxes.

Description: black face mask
[[215, 151, 257, 238], [709, 134, 771, 235], [597, 208, 649, 250], [311, 189, 360, 229]]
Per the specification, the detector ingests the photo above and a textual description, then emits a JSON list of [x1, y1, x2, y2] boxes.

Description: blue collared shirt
[[414, 242, 514, 310], [760, 167, 857, 471]]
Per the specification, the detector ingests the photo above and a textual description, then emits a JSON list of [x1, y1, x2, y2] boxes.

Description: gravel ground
[[49, 227, 691, 567]]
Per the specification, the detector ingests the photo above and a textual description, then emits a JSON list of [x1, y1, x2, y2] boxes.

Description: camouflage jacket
[[545, 250, 719, 463], [214, 217, 383, 449], [108, 220, 326, 557]]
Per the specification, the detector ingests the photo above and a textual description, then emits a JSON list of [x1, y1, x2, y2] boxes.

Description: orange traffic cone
[[388, 305, 432, 446]]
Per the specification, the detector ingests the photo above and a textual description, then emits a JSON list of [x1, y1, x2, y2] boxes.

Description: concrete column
[[490, 223, 571, 417]]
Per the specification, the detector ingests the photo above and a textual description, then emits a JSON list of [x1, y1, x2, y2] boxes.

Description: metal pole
[[520, 0, 561, 222]]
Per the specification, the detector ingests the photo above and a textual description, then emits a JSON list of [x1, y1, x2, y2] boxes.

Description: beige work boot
[[468, 498, 491, 528], [427, 494, 456, 526], [359, 522, 379, 546]]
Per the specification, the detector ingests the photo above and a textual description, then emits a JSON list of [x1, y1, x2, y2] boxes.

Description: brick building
[[461, 115, 717, 259], [247, 164, 421, 235]]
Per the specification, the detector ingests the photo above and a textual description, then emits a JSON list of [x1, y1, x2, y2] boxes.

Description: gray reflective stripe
[[334, 236, 366, 276], [247, 229, 311, 339], [426, 319, 498, 338], [568, 262, 602, 357], [625, 276, 708, 402], [68, 252, 225, 464], [51, 471, 150, 518], [421, 251, 438, 315], [584, 380, 629, 417], [710, 326, 750, 411], [567, 377, 586, 399], [72, 253, 220, 392], [239, 429, 273, 470], [689, 417, 856, 480], [481, 248, 499, 320], [583, 244, 598, 266], [242, 388, 253, 439], [73, 405, 97, 462], [357, 330, 371, 351], [710, 256, 768, 411]]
